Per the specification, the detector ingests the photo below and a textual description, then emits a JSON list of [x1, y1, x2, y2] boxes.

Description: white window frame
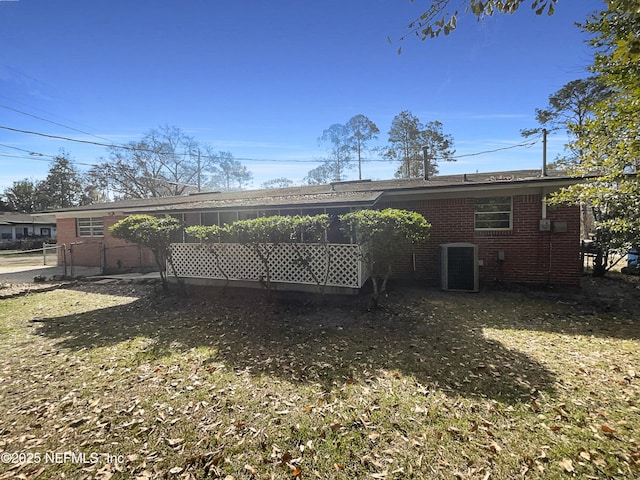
[[77, 217, 104, 237], [474, 197, 512, 231]]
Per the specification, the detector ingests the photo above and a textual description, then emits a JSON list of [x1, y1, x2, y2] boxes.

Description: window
[[77, 217, 104, 237], [475, 197, 512, 230]]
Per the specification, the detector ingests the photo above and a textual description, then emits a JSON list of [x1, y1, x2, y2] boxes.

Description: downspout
[[542, 187, 551, 285]]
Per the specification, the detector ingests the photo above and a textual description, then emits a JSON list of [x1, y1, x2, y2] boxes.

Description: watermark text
[[1, 451, 125, 465]]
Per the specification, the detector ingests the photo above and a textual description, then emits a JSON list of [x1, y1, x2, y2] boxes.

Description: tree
[[90, 125, 203, 199], [399, 0, 558, 45], [386, 111, 423, 178], [522, 76, 613, 260], [346, 114, 380, 180], [225, 215, 329, 294], [522, 76, 612, 167], [3, 179, 40, 213], [287, 215, 332, 295], [386, 111, 455, 179], [304, 163, 335, 185], [551, 0, 640, 276], [421, 120, 456, 178], [313, 123, 353, 183], [110, 214, 183, 293], [225, 215, 295, 294], [188, 214, 331, 295], [206, 150, 253, 191], [2, 153, 92, 212], [184, 223, 232, 287], [0, 197, 10, 212], [339, 209, 430, 308], [37, 153, 91, 210], [261, 177, 294, 189]]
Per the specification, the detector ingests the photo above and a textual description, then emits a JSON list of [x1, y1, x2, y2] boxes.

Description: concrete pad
[[87, 272, 162, 281], [93, 278, 119, 284]]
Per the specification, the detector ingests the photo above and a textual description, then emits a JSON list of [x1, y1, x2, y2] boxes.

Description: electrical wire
[[0, 153, 98, 167], [0, 142, 56, 158], [0, 124, 541, 166], [0, 103, 127, 147], [0, 153, 53, 162], [449, 139, 539, 160], [0, 125, 333, 162], [0, 124, 133, 150]]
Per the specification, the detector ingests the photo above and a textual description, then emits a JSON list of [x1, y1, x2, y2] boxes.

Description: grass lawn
[[0, 278, 638, 479]]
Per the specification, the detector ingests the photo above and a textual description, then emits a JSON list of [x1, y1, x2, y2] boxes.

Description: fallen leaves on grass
[[0, 282, 639, 478]]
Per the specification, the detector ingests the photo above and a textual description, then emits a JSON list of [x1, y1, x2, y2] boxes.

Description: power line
[[0, 103, 126, 147], [0, 125, 321, 162], [0, 153, 54, 163], [0, 153, 98, 167], [0, 123, 541, 165], [449, 139, 539, 160], [0, 124, 129, 150], [0, 143, 56, 158]]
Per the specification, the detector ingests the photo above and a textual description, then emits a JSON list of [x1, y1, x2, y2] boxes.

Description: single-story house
[[0, 212, 57, 242], [50, 169, 583, 290]]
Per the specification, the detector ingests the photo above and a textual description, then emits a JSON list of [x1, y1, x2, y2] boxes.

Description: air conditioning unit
[[440, 243, 479, 292]]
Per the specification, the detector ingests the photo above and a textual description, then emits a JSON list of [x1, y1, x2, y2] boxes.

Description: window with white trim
[[77, 217, 104, 237], [475, 197, 512, 230]]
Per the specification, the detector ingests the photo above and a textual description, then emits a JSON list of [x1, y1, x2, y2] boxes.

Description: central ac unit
[[440, 243, 479, 292]]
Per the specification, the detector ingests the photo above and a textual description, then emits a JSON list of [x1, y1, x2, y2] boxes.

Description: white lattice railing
[[170, 242, 369, 289]]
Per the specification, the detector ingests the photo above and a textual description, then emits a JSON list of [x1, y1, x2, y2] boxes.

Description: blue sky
[[0, 0, 602, 192]]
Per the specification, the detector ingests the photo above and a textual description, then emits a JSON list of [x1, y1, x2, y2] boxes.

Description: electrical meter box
[[539, 219, 551, 231]]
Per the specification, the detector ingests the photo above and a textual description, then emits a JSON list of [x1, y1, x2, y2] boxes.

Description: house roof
[[49, 169, 582, 217], [0, 212, 57, 225]]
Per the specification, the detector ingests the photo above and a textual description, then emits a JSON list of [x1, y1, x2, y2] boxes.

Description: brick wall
[[55, 192, 581, 285], [381, 194, 581, 287], [56, 216, 156, 271]]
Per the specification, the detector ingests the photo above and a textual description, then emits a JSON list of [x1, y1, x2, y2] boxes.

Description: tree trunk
[[167, 251, 186, 297], [370, 276, 380, 310], [592, 249, 607, 277]]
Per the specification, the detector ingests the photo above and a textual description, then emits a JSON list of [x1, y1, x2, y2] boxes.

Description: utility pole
[[542, 128, 548, 177], [422, 146, 430, 180], [197, 149, 202, 192]]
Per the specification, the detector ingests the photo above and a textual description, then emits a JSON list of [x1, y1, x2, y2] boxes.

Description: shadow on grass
[[31, 283, 559, 404], [474, 280, 640, 341]]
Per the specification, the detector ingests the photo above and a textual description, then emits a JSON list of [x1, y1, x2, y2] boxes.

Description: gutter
[[51, 194, 385, 219], [378, 176, 586, 202]]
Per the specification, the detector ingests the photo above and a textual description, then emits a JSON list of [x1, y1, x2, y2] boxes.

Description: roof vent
[[330, 179, 371, 187], [188, 190, 221, 196]]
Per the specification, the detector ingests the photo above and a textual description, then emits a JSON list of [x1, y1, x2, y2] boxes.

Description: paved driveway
[[0, 253, 163, 284], [0, 263, 103, 284]]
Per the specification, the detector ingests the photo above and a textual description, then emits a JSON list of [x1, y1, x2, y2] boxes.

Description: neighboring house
[[50, 169, 582, 288], [0, 212, 57, 243]]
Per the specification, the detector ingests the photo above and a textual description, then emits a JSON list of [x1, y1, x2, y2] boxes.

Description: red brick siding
[[56, 193, 581, 285], [381, 194, 581, 286], [56, 216, 156, 271]]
